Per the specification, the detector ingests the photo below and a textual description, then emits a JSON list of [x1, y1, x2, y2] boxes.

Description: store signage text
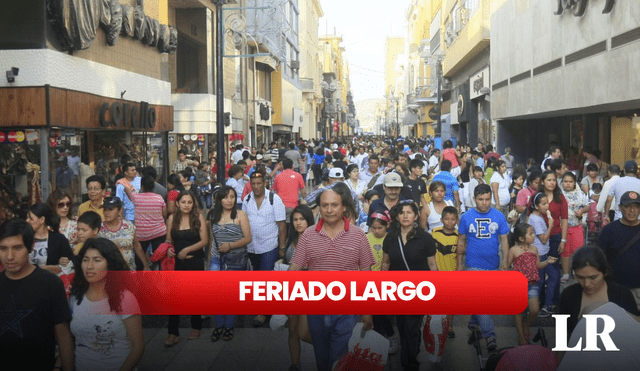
[[100, 101, 156, 129], [555, 0, 615, 17]]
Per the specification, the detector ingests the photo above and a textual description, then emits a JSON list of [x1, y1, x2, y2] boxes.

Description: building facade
[[0, 0, 175, 218], [492, 0, 639, 167]]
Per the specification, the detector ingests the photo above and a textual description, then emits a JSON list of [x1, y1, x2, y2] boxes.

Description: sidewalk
[[137, 316, 557, 371]]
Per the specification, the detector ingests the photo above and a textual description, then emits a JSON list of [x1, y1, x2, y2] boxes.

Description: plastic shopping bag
[[422, 314, 450, 363], [333, 323, 389, 371]]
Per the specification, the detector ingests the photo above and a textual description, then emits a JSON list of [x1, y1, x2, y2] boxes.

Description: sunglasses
[[58, 202, 71, 208]]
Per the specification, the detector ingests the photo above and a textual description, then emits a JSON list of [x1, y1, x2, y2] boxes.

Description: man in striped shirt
[[289, 189, 375, 371]]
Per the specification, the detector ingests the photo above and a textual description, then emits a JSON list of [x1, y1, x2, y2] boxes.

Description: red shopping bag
[[59, 273, 75, 299], [333, 323, 389, 371], [423, 315, 450, 363]]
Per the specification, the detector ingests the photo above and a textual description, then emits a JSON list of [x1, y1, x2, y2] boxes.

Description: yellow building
[[439, 0, 507, 147], [385, 37, 405, 137], [299, 0, 324, 140], [319, 35, 353, 138], [406, 0, 436, 138]]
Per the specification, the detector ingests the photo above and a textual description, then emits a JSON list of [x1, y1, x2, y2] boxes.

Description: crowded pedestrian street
[[2, 1, 640, 371]]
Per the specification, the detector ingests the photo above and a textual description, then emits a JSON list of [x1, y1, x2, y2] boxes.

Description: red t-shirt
[[544, 194, 568, 235], [483, 152, 501, 162], [272, 169, 305, 209], [167, 189, 179, 202], [442, 148, 459, 167]]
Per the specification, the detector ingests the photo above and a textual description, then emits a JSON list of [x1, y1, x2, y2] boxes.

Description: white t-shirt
[[490, 172, 511, 206], [29, 238, 48, 267], [70, 290, 140, 371], [609, 176, 640, 220]]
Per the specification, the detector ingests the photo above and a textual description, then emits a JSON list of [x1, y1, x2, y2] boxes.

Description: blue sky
[[318, 0, 410, 101]]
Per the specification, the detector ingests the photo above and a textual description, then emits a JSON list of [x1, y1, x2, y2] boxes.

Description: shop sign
[[25, 130, 39, 142], [471, 67, 490, 99], [15, 131, 25, 142], [554, 0, 614, 17], [168, 136, 175, 146], [100, 101, 156, 129]]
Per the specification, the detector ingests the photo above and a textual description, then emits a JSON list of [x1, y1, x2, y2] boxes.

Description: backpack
[[244, 191, 275, 206]]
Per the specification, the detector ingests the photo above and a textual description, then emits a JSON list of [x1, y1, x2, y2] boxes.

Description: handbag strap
[[613, 227, 640, 260], [398, 236, 410, 271]]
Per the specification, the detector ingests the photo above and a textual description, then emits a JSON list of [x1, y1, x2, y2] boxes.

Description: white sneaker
[[388, 332, 399, 354], [269, 315, 288, 331], [561, 274, 570, 284]]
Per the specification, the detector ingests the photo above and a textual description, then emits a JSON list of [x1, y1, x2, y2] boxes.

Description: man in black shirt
[[599, 191, 640, 311], [0, 219, 74, 370], [406, 159, 427, 206]]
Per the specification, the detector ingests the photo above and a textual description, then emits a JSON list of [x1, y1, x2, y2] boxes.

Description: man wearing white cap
[[303, 167, 360, 215], [367, 172, 408, 226]]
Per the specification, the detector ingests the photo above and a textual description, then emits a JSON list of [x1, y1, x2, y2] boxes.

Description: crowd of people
[[1, 136, 639, 371]]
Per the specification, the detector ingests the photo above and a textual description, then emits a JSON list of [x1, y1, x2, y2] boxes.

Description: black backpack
[[244, 191, 275, 206]]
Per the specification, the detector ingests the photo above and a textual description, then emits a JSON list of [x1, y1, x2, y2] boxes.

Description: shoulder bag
[[210, 221, 249, 271]]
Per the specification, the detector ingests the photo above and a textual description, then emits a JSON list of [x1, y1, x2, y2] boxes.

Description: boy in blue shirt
[[457, 184, 509, 351]]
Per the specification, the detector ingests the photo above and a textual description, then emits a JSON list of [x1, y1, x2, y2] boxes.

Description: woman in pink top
[[124, 175, 167, 268], [440, 140, 461, 178]]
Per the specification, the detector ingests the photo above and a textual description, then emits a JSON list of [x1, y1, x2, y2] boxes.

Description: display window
[[0, 129, 42, 222]]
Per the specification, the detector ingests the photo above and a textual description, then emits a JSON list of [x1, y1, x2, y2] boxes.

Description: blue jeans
[[199, 192, 212, 209], [248, 248, 278, 271], [214, 315, 235, 329], [467, 267, 497, 340], [537, 253, 560, 308], [307, 315, 357, 371]]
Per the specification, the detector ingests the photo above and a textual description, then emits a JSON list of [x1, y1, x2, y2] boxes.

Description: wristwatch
[[560, 239, 567, 243]]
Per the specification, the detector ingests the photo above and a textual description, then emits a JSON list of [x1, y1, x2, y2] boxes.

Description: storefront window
[[49, 129, 84, 208], [93, 131, 168, 194], [0, 129, 42, 223], [132, 132, 166, 181], [178, 134, 207, 164]]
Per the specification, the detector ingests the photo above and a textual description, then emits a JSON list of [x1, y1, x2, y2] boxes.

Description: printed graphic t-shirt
[[459, 207, 509, 270], [70, 290, 140, 371]]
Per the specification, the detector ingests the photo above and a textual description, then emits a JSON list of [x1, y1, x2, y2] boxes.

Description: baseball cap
[[329, 168, 344, 178], [623, 160, 638, 174], [256, 154, 264, 160], [619, 191, 640, 206], [103, 197, 123, 209], [384, 172, 403, 187]]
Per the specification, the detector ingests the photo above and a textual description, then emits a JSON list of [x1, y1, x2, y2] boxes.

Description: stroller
[[469, 327, 551, 370], [483, 344, 558, 371]]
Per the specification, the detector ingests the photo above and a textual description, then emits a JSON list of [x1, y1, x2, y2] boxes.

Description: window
[[284, 0, 299, 79], [256, 63, 272, 101]]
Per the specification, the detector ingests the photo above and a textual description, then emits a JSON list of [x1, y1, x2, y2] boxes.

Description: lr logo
[[552, 314, 620, 351]]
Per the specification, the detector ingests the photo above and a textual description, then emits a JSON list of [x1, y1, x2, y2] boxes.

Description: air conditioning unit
[[290, 60, 300, 70]]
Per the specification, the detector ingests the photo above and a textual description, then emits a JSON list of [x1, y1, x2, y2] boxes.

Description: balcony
[[442, 0, 490, 77]]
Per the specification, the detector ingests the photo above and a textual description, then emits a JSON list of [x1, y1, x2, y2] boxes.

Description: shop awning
[[403, 110, 419, 126], [256, 56, 278, 71]]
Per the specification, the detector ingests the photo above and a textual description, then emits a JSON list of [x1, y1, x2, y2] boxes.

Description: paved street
[[138, 315, 557, 371]]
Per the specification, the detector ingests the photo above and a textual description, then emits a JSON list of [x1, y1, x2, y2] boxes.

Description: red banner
[[104, 271, 527, 315]]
